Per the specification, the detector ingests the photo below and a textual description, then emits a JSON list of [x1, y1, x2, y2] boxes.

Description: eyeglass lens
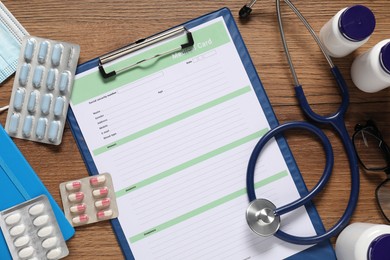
[[376, 180, 390, 222], [353, 129, 388, 170]]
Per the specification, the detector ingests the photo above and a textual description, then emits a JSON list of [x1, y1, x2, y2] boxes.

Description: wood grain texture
[[0, 0, 389, 258]]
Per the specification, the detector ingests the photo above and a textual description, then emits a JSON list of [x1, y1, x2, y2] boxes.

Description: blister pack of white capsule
[[5, 35, 80, 145], [59, 173, 118, 227], [0, 195, 69, 260]]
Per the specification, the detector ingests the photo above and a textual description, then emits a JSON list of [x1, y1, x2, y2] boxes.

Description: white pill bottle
[[319, 5, 376, 58], [351, 39, 390, 93], [335, 222, 390, 260]]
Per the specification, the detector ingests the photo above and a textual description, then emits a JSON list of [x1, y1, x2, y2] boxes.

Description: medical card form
[[70, 11, 334, 260]]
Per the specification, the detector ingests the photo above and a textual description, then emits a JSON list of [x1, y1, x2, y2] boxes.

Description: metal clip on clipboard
[[98, 26, 194, 78]]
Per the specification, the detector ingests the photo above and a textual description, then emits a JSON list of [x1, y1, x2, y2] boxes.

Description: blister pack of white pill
[[5, 35, 80, 145], [0, 195, 69, 260], [59, 173, 118, 227]]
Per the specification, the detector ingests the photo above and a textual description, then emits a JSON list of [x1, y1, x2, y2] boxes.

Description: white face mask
[[0, 2, 28, 85]]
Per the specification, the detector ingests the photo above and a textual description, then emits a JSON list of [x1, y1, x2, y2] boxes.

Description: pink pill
[[95, 198, 111, 209], [65, 181, 82, 191], [92, 187, 109, 198], [97, 209, 113, 220], [68, 192, 84, 202], [70, 203, 86, 214], [89, 175, 106, 186], [72, 214, 89, 225]]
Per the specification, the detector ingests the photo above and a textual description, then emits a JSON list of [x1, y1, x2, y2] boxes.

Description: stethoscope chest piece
[[246, 198, 280, 236]]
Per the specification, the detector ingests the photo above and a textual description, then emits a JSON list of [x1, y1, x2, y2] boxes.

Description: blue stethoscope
[[240, 0, 360, 245]]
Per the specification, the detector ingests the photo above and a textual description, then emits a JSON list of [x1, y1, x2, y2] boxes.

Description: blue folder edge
[[0, 125, 75, 260], [67, 7, 336, 259]]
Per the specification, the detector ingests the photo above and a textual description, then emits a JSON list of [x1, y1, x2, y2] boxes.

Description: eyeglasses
[[352, 120, 390, 222]]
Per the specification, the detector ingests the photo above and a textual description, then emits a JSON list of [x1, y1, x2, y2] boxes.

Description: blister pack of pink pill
[[0, 195, 69, 260], [5, 35, 80, 145], [59, 173, 118, 227]]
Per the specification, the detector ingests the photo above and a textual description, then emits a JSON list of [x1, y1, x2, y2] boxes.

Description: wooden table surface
[[1, 0, 390, 259]]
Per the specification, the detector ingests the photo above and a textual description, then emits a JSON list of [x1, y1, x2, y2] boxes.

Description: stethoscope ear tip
[[239, 5, 253, 19]]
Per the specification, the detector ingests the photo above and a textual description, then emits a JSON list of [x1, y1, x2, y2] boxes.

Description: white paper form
[[70, 17, 318, 259]]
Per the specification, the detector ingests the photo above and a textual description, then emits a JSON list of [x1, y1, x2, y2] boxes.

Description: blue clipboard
[[0, 125, 75, 260], [67, 7, 336, 259]]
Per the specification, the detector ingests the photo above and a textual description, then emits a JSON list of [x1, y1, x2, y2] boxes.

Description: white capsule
[[70, 203, 86, 214], [65, 181, 82, 191], [68, 192, 84, 202], [14, 235, 30, 247], [47, 247, 62, 260], [5, 213, 21, 225], [95, 198, 111, 210], [33, 215, 49, 227], [28, 203, 45, 216], [9, 224, 25, 236], [72, 214, 89, 225], [92, 187, 109, 198], [97, 209, 113, 220], [89, 175, 106, 186], [37, 226, 53, 238], [18, 246, 34, 258], [42, 236, 58, 249]]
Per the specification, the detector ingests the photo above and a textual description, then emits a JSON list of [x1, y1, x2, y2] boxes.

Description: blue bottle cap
[[368, 234, 390, 260], [339, 5, 376, 42], [380, 42, 390, 74]]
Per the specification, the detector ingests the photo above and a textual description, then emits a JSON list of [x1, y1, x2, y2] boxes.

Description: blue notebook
[[0, 125, 75, 259], [67, 8, 336, 259]]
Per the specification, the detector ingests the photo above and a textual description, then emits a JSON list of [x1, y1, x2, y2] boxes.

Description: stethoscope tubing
[[246, 121, 334, 211], [244, 0, 360, 245], [247, 82, 360, 244], [275, 0, 359, 244], [271, 68, 360, 244], [294, 67, 349, 124]]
